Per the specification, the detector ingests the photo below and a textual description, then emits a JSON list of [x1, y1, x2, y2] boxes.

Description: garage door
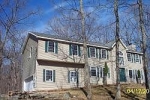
[[24, 76, 33, 91]]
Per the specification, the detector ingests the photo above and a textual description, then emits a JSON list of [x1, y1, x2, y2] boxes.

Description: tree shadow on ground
[[104, 87, 115, 99], [80, 88, 88, 97]]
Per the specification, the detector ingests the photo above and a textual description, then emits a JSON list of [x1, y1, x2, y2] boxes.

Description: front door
[[120, 68, 126, 82]]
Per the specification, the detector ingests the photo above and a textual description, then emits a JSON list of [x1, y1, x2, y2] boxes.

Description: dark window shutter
[[96, 49, 98, 58], [78, 45, 81, 56], [43, 69, 45, 82], [45, 41, 48, 52], [97, 67, 99, 77], [55, 42, 58, 54], [88, 47, 90, 58], [76, 71, 79, 84], [69, 44, 72, 55], [53, 70, 55, 82], [68, 71, 70, 83]]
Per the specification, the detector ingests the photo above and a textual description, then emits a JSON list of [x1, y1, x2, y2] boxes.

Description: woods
[[0, 0, 150, 100]]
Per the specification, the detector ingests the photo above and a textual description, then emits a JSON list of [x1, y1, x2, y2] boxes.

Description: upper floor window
[[99, 49, 108, 59], [119, 51, 123, 56], [69, 44, 81, 56], [45, 41, 58, 54], [49, 41, 55, 52], [127, 53, 141, 64], [102, 49, 106, 59], [118, 57, 124, 65], [136, 54, 139, 62], [127, 53, 131, 61], [29, 47, 33, 58], [89, 47, 96, 57]]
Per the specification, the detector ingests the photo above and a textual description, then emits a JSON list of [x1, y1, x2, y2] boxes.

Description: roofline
[[21, 33, 30, 54], [126, 51, 143, 55], [111, 39, 127, 49], [29, 32, 109, 49]]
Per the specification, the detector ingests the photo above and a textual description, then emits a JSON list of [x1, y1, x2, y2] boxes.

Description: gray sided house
[[22, 32, 145, 92]]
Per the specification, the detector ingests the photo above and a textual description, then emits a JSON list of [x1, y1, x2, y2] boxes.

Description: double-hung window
[[118, 57, 124, 65], [91, 67, 97, 76], [129, 70, 132, 78], [136, 54, 139, 62], [45, 41, 58, 54], [48, 41, 55, 52], [70, 71, 77, 83], [43, 69, 55, 82], [127, 53, 131, 61], [90, 47, 96, 57], [46, 70, 53, 82], [102, 49, 106, 59], [72, 44, 78, 55]]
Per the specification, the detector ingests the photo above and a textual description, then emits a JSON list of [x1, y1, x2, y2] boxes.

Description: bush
[[138, 70, 141, 78]]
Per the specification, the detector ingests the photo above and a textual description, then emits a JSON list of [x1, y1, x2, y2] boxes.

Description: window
[[45, 70, 54, 82], [127, 53, 131, 61], [129, 70, 132, 78], [100, 67, 103, 77], [118, 57, 124, 65], [69, 44, 80, 56], [70, 71, 77, 83], [72, 44, 78, 55], [48, 41, 55, 52], [102, 49, 106, 59], [29, 47, 33, 58], [99, 49, 102, 59], [90, 47, 96, 57], [136, 54, 139, 62], [119, 51, 123, 56], [45, 41, 58, 54], [91, 67, 96, 76]]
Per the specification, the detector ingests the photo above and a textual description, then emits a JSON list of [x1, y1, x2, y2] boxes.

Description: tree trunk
[[114, 0, 121, 99], [79, 0, 92, 100], [138, 0, 150, 99]]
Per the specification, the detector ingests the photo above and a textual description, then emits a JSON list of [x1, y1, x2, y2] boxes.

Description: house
[[22, 32, 145, 92]]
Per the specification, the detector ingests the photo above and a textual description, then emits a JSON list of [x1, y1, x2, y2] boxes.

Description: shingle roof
[[30, 32, 110, 48]]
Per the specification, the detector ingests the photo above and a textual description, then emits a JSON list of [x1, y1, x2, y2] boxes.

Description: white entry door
[[24, 76, 33, 92]]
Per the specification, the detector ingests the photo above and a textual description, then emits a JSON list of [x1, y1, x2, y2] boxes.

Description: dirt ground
[[40, 83, 146, 100], [1, 84, 146, 100]]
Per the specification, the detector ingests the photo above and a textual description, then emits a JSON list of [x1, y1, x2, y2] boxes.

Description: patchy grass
[[36, 84, 146, 100]]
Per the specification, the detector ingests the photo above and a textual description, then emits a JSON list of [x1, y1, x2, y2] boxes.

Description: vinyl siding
[[35, 65, 84, 90], [22, 37, 38, 81]]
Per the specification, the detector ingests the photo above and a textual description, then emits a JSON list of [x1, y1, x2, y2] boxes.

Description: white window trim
[[45, 70, 53, 82], [102, 49, 107, 59], [48, 41, 56, 53], [70, 71, 77, 83], [127, 53, 131, 61], [136, 54, 139, 63], [89, 47, 96, 58], [71, 44, 78, 56], [90, 67, 97, 76]]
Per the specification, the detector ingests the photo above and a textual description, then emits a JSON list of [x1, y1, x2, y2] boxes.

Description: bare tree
[[138, 0, 150, 99], [114, 0, 121, 99], [79, 0, 92, 99], [0, 0, 37, 93]]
